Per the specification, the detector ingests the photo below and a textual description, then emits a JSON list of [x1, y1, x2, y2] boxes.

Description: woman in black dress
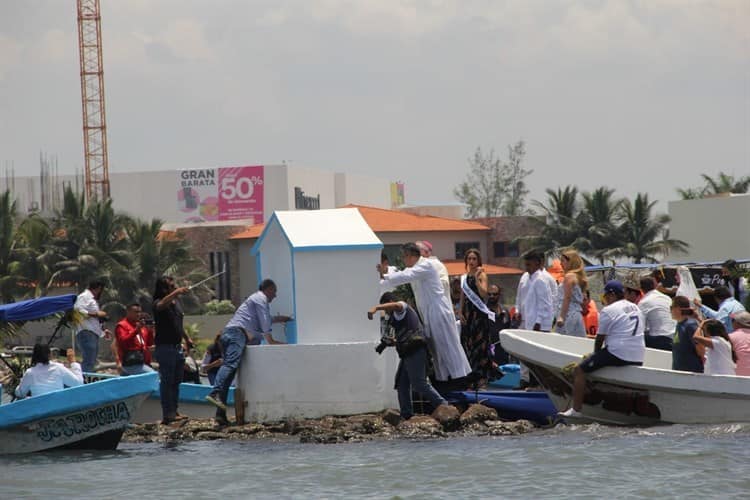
[[459, 248, 490, 387]]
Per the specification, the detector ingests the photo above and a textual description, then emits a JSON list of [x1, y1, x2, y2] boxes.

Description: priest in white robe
[[381, 243, 472, 382]]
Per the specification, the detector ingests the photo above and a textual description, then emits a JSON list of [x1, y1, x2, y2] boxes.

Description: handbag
[[123, 350, 145, 366]]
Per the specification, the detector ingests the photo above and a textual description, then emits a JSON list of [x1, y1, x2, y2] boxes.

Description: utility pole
[[77, 0, 110, 201]]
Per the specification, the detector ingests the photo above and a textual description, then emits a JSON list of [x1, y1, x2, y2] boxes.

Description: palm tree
[[12, 214, 55, 297], [677, 172, 750, 199], [701, 172, 750, 195], [615, 193, 688, 264], [529, 186, 583, 254], [577, 187, 624, 264], [0, 191, 22, 302]]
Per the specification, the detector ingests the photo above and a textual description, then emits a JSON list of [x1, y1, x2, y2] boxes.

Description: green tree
[[454, 147, 505, 218], [454, 140, 533, 217], [615, 193, 688, 263], [577, 187, 624, 264], [502, 140, 532, 216], [677, 171, 750, 199], [529, 186, 583, 254], [0, 191, 22, 302]]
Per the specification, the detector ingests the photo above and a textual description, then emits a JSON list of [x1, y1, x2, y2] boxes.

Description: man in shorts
[[558, 280, 645, 418]]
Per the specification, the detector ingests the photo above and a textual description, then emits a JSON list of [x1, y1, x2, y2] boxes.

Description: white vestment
[[381, 257, 471, 381]]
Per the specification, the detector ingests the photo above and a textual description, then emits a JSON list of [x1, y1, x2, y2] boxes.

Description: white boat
[[499, 329, 750, 425]]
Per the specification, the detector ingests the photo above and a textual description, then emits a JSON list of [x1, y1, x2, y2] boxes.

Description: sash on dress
[[461, 274, 495, 322]]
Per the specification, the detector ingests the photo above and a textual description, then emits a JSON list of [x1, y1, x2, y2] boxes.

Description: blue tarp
[[0, 294, 76, 322]]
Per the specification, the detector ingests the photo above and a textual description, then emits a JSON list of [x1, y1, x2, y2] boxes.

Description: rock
[[485, 419, 536, 436], [183, 420, 218, 433], [195, 431, 226, 440], [460, 404, 498, 426], [226, 423, 265, 435], [382, 409, 402, 428], [431, 404, 461, 432], [397, 415, 444, 437]]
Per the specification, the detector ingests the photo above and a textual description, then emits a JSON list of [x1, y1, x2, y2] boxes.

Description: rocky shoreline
[[124, 404, 538, 444]]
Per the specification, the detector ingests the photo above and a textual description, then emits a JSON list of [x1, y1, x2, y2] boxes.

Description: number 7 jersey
[[598, 299, 646, 363]]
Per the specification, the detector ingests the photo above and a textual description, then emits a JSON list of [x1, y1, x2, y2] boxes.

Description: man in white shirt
[[514, 271, 529, 326], [74, 280, 111, 373], [559, 280, 645, 418], [15, 345, 83, 398], [521, 251, 554, 332], [380, 243, 471, 383], [638, 276, 676, 351]]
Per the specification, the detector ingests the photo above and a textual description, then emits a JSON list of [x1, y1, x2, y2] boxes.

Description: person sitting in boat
[[201, 333, 224, 385], [115, 303, 155, 376], [693, 319, 736, 376], [15, 345, 83, 399], [368, 292, 450, 420], [558, 280, 645, 418], [694, 286, 747, 334], [670, 296, 704, 373], [729, 312, 750, 376]]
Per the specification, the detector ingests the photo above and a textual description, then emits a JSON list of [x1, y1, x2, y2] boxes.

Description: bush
[[205, 299, 236, 315]]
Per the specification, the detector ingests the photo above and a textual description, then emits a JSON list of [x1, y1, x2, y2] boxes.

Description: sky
[[0, 0, 748, 212]]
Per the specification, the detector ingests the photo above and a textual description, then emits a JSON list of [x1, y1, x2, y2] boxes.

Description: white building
[[668, 193, 750, 261], [237, 208, 398, 422], [0, 164, 397, 225]]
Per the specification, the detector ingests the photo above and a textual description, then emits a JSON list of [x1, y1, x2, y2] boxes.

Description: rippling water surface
[[2, 423, 750, 499]]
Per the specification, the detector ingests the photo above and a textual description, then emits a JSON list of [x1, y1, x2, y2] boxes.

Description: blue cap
[[604, 280, 624, 295]]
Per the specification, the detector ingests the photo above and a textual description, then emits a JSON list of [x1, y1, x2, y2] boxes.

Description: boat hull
[[500, 330, 750, 425], [0, 394, 147, 454], [446, 390, 557, 425], [133, 383, 235, 423], [0, 371, 158, 454]]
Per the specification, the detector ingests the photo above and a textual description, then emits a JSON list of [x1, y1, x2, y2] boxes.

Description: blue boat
[[446, 390, 557, 425], [134, 382, 236, 423], [0, 295, 160, 453], [0, 370, 158, 454]]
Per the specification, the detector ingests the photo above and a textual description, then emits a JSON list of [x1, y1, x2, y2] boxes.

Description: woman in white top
[[693, 319, 737, 376], [555, 249, 587, 337], [15, 344, 83, 398]]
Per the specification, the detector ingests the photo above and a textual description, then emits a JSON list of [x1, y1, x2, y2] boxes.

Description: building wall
[[256, 221, 294, 322], [334, 172, 392, 209], [378, 231, 489, 261], [294, 249, 382, 344], [1, 164, 393, 225], [399, 205, 465, 220], [668, 194, 750, 261], [173, 224, 247, 305], [471, 216, 542, 268]]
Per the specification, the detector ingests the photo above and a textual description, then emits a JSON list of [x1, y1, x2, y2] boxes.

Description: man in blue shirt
[[695, 286, 747, 333], [206, 279, 290, 425]]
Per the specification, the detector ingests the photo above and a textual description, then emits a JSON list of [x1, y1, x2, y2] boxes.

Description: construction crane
[[76, 0, 110, 201]]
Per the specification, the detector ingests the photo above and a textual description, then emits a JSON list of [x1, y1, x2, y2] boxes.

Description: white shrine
[[237, 208, 399, 421]]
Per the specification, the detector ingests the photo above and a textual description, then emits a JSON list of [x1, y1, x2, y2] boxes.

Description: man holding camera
[[74, 279, 111, 373], [115, 303, 154, 376], [368, 292, 448, 420]]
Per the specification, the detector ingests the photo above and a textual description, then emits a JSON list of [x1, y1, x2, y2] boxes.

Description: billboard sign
[[178, 165, 264, 223]]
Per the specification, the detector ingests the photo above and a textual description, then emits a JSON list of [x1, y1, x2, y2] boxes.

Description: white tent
[[250, 208, 383, 344]]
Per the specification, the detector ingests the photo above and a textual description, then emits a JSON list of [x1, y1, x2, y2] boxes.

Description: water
[[2, 423, 750, 499]]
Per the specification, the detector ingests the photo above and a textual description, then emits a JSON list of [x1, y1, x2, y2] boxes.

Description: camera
[[375, 332, 395, 355]]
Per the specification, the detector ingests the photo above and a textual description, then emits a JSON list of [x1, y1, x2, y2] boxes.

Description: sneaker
[[215, 414, 230, 427], [205, 392, 228, 411], [558, 408, 584, 418]]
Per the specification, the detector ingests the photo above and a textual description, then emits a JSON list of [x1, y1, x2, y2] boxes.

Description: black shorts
[[579, 348, 642, 374]]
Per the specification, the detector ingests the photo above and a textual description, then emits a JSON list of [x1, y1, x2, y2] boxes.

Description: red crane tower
[[77, 0, 110, 200]]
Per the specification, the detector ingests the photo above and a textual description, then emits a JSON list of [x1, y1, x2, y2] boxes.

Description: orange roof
[[443, 260, 524, 276], [230, 204, 489, 240]]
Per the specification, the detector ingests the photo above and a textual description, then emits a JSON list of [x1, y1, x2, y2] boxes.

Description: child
[[693, 319, 737, 375]]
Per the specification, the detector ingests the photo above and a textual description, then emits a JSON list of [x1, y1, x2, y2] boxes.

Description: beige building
[[668, 193, 750, 262]]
